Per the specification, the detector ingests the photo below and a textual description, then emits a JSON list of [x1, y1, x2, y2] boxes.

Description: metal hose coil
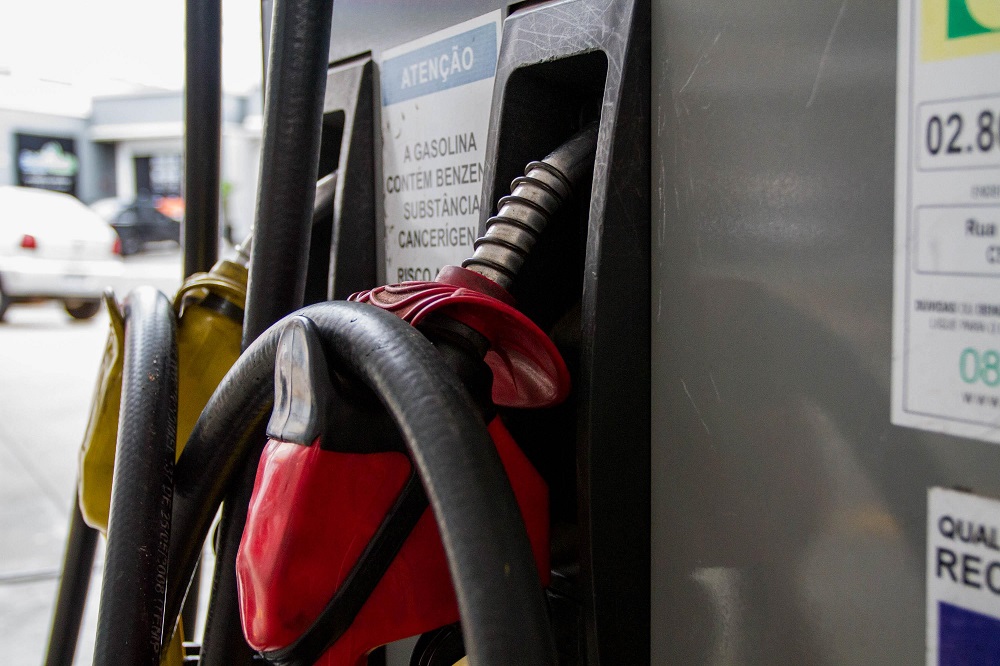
[[463, 123, 599, 291]]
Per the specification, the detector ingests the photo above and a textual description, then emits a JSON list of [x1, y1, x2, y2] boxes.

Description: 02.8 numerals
[[926, 110, 1000, 156]]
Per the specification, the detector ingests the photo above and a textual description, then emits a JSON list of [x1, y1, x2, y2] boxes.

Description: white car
[[0, 186, 122, 320]]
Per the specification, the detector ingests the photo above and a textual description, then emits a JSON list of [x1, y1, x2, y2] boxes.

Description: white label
[[893, 0, 1000, 442], [927, 487, 1000, 665], [379, 12, 501, 284]]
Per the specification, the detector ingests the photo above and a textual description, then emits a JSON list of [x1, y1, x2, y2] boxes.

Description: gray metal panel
[[651, 0, 1000, 663], [269, 0, 507, 72], [326, 0, 503, 64]]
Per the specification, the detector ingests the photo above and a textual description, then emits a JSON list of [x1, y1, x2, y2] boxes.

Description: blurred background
[[0, 0, 263, 661]]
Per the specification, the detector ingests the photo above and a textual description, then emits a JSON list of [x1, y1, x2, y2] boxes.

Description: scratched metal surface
[[651, 1, 1000, 663]]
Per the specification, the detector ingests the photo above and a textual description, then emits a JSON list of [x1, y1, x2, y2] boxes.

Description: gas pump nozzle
[[236, 125, 599, 665]]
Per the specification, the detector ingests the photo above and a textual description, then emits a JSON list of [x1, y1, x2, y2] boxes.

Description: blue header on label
[[381, 24, 497, 106]]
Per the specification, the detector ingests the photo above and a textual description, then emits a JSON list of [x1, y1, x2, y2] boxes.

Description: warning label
[[927, 487, 1000, 664], [893, 0, 1000, 443], [379, 12, 500, 284]]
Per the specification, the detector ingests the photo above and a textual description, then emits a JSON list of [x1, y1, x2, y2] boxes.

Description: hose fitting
[[462, 123, 599, 291]]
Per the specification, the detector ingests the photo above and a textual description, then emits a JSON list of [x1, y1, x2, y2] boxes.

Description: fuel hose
[[93, 287, 178, 666], [44, 498, 98, 666], [165, 301, 556, 665]]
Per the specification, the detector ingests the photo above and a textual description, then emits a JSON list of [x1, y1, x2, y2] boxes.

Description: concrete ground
[[0, 246, 189, 664]]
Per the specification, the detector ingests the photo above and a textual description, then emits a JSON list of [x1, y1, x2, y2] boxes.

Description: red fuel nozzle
[[236, 318, 550, 666], [350, 265, 570, 408]]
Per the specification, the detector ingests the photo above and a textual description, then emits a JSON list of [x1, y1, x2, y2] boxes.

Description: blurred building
[[0, 74, 95, 200], [0, 72, 263, 241]]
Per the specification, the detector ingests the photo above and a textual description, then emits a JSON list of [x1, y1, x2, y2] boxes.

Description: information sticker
[[927, 487, 1000, 664], [894, 1, 1000, 442], [379, 11, 501, 283]]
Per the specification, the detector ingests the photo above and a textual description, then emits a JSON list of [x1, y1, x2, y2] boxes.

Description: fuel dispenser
[[46, 0, 1000, 664], [50, 0, 648, 663]]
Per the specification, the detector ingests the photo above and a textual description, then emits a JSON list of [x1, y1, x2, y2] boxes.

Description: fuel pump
[[46, 0, 650, 663], [35, 0, 1000, 662]]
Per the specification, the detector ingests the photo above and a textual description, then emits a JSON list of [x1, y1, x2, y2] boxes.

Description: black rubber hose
[[234, 171, 338, 265], [180, 558, 202, 639], [243, 0, 334, 344], [93, 287, 178, 666], [197, 446, 262, 664], [166, 301, 556, 665], [183, 0, 221, 277], [44, 494, 98, 666]]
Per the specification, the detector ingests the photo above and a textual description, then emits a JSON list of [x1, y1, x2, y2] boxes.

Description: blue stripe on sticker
[[939, 602, 1000, 666], [381, 23, 497, 106]]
